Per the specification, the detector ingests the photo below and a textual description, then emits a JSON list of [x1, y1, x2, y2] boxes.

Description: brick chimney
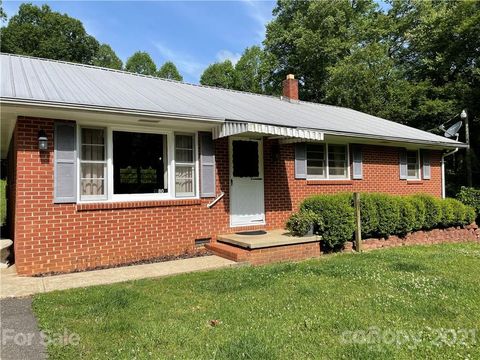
[[282, 74, 299, 101]]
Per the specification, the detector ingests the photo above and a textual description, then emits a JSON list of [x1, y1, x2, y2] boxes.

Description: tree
[[0, 0, 7, 23], [92, 44, 123, 70], [157, 61, 183, 81], [125, 51, 157, 76], [264, 0, 380, 102], [0, 3, 99, 64], [234, 46, 274, 94], [200, 60, 236, 89]]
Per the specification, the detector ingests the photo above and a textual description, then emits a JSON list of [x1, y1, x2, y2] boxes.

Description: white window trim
[[406, 149, 421, 180], [174, 132, 197, 198], [306, 143, 351, 180], [76, 123, 200, 203]]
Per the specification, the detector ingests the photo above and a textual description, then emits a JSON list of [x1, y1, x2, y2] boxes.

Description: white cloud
[[153, 42, 205, 81], [240, 0, 274, 41], [216, 50, 242, 65]]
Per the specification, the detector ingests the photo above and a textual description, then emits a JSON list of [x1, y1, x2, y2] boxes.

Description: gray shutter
[[399, 149, 407, 180], [422, 150, 431, 179], [54, 122, 77, 203], [352, 145, 363, 179], [199, 132, 216, 197], [295, 142, 307, 179]]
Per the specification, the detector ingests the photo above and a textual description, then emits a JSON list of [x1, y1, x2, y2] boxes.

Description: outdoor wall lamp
[[38, 130, 48, 151]]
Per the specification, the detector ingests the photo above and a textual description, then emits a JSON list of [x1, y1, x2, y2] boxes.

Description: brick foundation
[[343, 223, 480, 252], [10, 116, 444, 275]]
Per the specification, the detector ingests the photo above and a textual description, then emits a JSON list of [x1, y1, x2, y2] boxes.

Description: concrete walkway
[[0, 255, 237, 298]]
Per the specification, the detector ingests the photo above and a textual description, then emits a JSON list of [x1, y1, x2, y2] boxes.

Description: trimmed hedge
[[289, 192, 476, 247], [457, 187, 480, 220], [300, 194, 355, 248]]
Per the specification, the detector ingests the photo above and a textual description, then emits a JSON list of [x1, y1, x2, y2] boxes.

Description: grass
[[33, 243, 480, 359], [0, 179, 6, 227]]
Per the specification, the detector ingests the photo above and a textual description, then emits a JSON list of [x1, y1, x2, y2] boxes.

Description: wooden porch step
[[205, 242, 249, 263]]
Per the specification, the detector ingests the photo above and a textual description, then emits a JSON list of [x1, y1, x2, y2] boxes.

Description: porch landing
[[218, 229, 320, 249], [207, 230, 322, 265]]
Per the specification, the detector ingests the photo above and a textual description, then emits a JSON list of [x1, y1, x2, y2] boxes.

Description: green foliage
[[285, 211, 316, 237], [359, 193, 379, 237], [157, 61, 183, 81], [408, 196, 427, 231], [125, 51, 156, 76], [199, 60, 236, 89], [371, 194, 400, 237], [396, 196, 416, 235], [300, 194, 355, 248], [0, 4, 99, 64], [0, 179, 6, 227], [234, 46, 274, 94], [0, 0, 6, 23], [456, 187, 480, 216], [465, 206, 477, 225], [413, 194, 443, 229], [439, 199, 455, 227], [92, 44, 122, 70]]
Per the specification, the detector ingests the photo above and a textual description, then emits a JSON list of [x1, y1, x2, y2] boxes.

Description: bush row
[[286, 192, 476, 248], [456, 186, 480, 221]]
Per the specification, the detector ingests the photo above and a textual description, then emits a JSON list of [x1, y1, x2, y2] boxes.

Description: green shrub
[[359, 193, 379, 237], [456, 186, 480, 219], [396, 196, 416, 235], [300, 194, 355, 248], [447, 198, 467, 225], [465, 206, 477, 225], [371, 193, 400, 237], [413, 194, 442, 229], [286, 211, 317, 237], [408, 196, 426, 231], [439, 199, 456, 227]]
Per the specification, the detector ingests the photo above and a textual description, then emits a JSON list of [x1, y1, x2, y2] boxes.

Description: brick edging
[[343, 223, 480, 252]]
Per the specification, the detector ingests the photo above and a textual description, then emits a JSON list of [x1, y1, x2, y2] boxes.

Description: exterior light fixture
[[460, 109, 467, 119], [38, 130, 48, 151]]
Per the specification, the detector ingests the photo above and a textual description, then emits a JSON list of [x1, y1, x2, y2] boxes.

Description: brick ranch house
[[0, 53, 466, 276]]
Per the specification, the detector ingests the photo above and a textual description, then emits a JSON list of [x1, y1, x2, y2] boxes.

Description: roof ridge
[[0, 52, 298, 103]]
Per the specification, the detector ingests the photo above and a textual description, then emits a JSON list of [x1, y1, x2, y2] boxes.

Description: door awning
[[212, 122, 324, 142]]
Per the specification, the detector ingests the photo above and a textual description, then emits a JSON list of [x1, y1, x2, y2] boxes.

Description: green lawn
[[33, 243, 480, 359]]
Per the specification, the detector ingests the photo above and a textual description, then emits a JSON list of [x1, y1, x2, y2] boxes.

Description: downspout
[[441, 148, 459, 199]]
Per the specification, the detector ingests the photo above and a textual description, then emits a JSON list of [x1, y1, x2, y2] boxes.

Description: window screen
[[407, 150, 419, 179], [80, 128, 106, 199], [232, 140, 259, 177], [113, 131, 167, 194]]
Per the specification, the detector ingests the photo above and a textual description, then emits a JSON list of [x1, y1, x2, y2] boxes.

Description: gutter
[[441, 148, 460, 198]]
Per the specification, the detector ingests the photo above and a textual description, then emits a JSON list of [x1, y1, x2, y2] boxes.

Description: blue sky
[[2, 0, 276, 83]]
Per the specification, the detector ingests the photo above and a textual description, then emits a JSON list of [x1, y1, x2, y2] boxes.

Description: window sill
[[306, 180, 354, 185], [406, 180, 424, 185], [76, 198, 202, 211]]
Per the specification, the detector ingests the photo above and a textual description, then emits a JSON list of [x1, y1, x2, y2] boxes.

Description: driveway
[[0, 297, 46, 360]]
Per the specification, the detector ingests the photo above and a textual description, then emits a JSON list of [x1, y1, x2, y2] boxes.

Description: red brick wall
[[11, 117, 442, 275]]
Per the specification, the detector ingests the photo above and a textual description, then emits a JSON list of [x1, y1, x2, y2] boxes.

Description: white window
[[406, 150, 420, 179], [78, 127, 197, 202], [80, 128, 107, 200], [306, 143, 349, 180], [175, 134, 195, 197]]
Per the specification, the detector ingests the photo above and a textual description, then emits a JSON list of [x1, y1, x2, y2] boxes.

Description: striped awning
[[212, 122, 324, 142]]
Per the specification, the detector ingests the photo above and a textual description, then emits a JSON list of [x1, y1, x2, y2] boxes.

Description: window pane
[[306, 144, 325, 177], [232, 140, 259, 177], [113, 131, 167, 194], [82, 128, 104, 145], [175, 166, 194, 195], [175, 135, 194, 163], [81, 145, 104, 161], [81, 179, 105, 196], [328, 145, 347, 177], [407, 151, 419, 178], [307, 166, 325, 176], [81, 163, 104, 179]]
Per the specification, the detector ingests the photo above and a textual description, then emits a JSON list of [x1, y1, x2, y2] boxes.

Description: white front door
[[229, 138, 265, 227]]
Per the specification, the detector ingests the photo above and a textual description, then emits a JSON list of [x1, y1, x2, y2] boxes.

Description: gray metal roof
[[0, 53, 463, 147]]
